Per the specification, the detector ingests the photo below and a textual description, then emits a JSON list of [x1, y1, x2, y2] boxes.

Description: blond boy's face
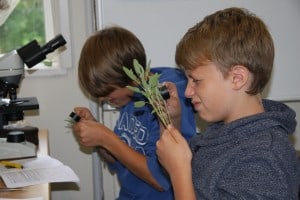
[[185, 63, 235, 123]]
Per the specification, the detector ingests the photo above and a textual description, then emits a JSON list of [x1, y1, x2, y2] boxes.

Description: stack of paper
[[0, 154, 79, 188]]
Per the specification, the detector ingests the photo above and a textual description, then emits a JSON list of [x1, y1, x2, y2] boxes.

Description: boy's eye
[[188, 75, 201, 85], [192, 79, 201, 84]]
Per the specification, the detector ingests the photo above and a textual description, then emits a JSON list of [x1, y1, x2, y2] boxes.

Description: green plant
[[64, 117, 77, 128], [123, 59, 172, 128]]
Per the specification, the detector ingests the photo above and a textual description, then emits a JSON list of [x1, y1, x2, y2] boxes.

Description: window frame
[[24, 0, 72, 77]]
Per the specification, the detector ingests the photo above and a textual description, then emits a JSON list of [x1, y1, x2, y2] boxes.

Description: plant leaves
[[145, 60, 151, 77], [148, 73, 160, 88], [133, 59, 144, 78], [126, 85, 142, 94], [123, 59, 172, 128], [123, 67, 138, 82], [134, 101, 146, 107]]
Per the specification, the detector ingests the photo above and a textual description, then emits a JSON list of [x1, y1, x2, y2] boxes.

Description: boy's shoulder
[[151, 66, 186, 82], [150, 66, 182, 73]]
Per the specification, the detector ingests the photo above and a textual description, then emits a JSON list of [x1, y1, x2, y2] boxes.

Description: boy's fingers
[[165, 125, 181, 143], [163, 82, 178, 98]]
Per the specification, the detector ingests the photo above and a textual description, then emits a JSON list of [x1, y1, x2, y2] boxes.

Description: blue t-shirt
[[109, 67, 196, 200]]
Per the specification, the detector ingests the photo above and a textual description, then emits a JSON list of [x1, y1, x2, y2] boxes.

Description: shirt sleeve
[[107, 160, 122, 173]]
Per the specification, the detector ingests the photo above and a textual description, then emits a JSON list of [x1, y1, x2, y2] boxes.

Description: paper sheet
[[0, 155, 79, 188], [0, 197, 42, 200]]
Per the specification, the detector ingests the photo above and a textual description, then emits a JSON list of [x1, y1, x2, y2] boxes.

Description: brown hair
[[78, 26, 146, 97], [175, 7, 274, 95]]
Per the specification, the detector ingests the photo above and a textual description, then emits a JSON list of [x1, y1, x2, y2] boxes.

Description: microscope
[[0, 34, 66, 160]]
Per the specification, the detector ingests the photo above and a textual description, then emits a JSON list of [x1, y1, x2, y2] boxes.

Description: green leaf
[[133, 59, 144, 78], [123, 67, 138, 82], [126, 85, 142, 94], [148, 73, 160, 88], [134, 101, 146, 107], [145, 60, 151, 76]]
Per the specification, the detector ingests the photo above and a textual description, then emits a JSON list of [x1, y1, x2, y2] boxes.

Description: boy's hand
[[74, 107, 96, 121], [163, 82, 181, 128], [72, 119, 110, 147], [156, 125, 192, 175]]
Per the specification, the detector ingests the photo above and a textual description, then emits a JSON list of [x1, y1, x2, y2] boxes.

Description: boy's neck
[[225, 94, 264, 124]]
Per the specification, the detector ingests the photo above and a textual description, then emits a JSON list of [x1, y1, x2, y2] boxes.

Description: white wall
[[16, 1, 300, 200]]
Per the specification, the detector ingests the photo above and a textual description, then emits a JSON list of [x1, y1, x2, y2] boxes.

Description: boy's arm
[[73, 120, 165, 191], [157, 126, 196, 200], [100, 128, 165, 191], [97, 147, 116, 163], [170, 163, 196, 200]]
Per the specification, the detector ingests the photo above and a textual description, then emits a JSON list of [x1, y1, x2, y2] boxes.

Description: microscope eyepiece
[[42, 34, 66, 54], [16, 34, 66, 68]]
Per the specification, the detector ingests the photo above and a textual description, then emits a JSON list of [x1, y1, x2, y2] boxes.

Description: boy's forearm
[[97, 147, 116, 163], [101, 131, 164, 191], [170, 166, 196, 200]]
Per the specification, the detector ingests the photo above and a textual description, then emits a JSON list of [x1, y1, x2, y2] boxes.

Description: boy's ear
[[230, 65, 250, 90]]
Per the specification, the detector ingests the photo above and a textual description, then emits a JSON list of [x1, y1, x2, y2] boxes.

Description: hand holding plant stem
[[123, 59, 172, 128]]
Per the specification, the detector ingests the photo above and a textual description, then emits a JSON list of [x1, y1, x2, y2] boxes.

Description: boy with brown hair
[[72, 26, 196, 199], [156, 7, 300, 199]]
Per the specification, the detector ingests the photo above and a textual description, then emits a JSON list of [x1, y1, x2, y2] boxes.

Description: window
[[0, 0, 72, 76]]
